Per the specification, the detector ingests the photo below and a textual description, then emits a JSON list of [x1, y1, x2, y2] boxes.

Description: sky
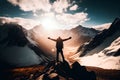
[[0, 0, 120, 29]]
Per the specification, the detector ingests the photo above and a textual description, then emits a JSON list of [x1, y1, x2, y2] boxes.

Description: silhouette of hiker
[[48, 36, 72, 62]]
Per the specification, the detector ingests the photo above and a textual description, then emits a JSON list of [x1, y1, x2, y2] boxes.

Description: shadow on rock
[[71, 61, 96, 80]]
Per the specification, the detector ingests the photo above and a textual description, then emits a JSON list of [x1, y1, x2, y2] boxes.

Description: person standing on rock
[[48, 36, 72, 62]]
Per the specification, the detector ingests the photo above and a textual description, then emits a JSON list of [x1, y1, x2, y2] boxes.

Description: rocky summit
[[36, 61, 96, 80]]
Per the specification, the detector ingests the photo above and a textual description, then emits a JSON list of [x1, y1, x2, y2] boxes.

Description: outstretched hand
[[48, 37, 51, 39], [69, 37, 72, 39]]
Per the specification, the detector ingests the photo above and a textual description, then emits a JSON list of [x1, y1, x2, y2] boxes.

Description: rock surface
[[37, 61, 96, 80]]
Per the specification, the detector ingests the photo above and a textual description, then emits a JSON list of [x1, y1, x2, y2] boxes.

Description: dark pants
[[56, 49, 65, 62]]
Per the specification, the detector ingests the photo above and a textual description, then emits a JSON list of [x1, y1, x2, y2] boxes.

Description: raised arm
[[63, 37, 72, 41], [48, 37, 57, 42]]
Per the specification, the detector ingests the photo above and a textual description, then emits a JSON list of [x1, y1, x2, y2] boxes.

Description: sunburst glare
[[40, 16, 60, 30]]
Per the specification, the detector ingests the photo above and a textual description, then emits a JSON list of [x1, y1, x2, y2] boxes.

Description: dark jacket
[[48, 37, 71, 50]]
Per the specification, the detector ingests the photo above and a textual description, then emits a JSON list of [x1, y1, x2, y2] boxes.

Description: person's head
[[58, 36, 61, 39]]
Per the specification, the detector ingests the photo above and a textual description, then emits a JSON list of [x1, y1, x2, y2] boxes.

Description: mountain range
[[0, 17, 120, 70]]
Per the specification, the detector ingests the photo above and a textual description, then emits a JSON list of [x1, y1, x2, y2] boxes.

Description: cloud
[[55, 12, 89, 29], [7, 0, 89, 29], [8, 0, 52, 12], [70, 4, 78, 10], [92, 23, 111, 31], [7, 0, 79, 13], [37, 11, 88, 29], [8, 0, 70, 13], [0, 17, 40, 30], [52, 0, 70, 13]]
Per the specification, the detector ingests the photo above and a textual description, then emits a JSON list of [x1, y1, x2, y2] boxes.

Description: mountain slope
[[70, 25, 99, 46], [71, 25, 98, 38], [78, 18, 120, 56], [0, 23, 50, 67], [98, 37, 120, 56]]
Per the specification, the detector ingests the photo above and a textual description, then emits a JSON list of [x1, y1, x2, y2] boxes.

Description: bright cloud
[[56, 12, 89, 29], [8, 0, 52, 12], [0, 17, 40, 30], [8, 0, 70, 13], [52, 0, 70, 13], [70, 4, 78, 10], [7, 0, 89, 29]]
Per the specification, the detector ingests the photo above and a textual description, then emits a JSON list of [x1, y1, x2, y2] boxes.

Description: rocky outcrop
[[37, 61, 96, 80]]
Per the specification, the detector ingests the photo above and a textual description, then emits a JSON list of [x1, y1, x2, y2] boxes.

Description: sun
[[41, 17, 59, 30]]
